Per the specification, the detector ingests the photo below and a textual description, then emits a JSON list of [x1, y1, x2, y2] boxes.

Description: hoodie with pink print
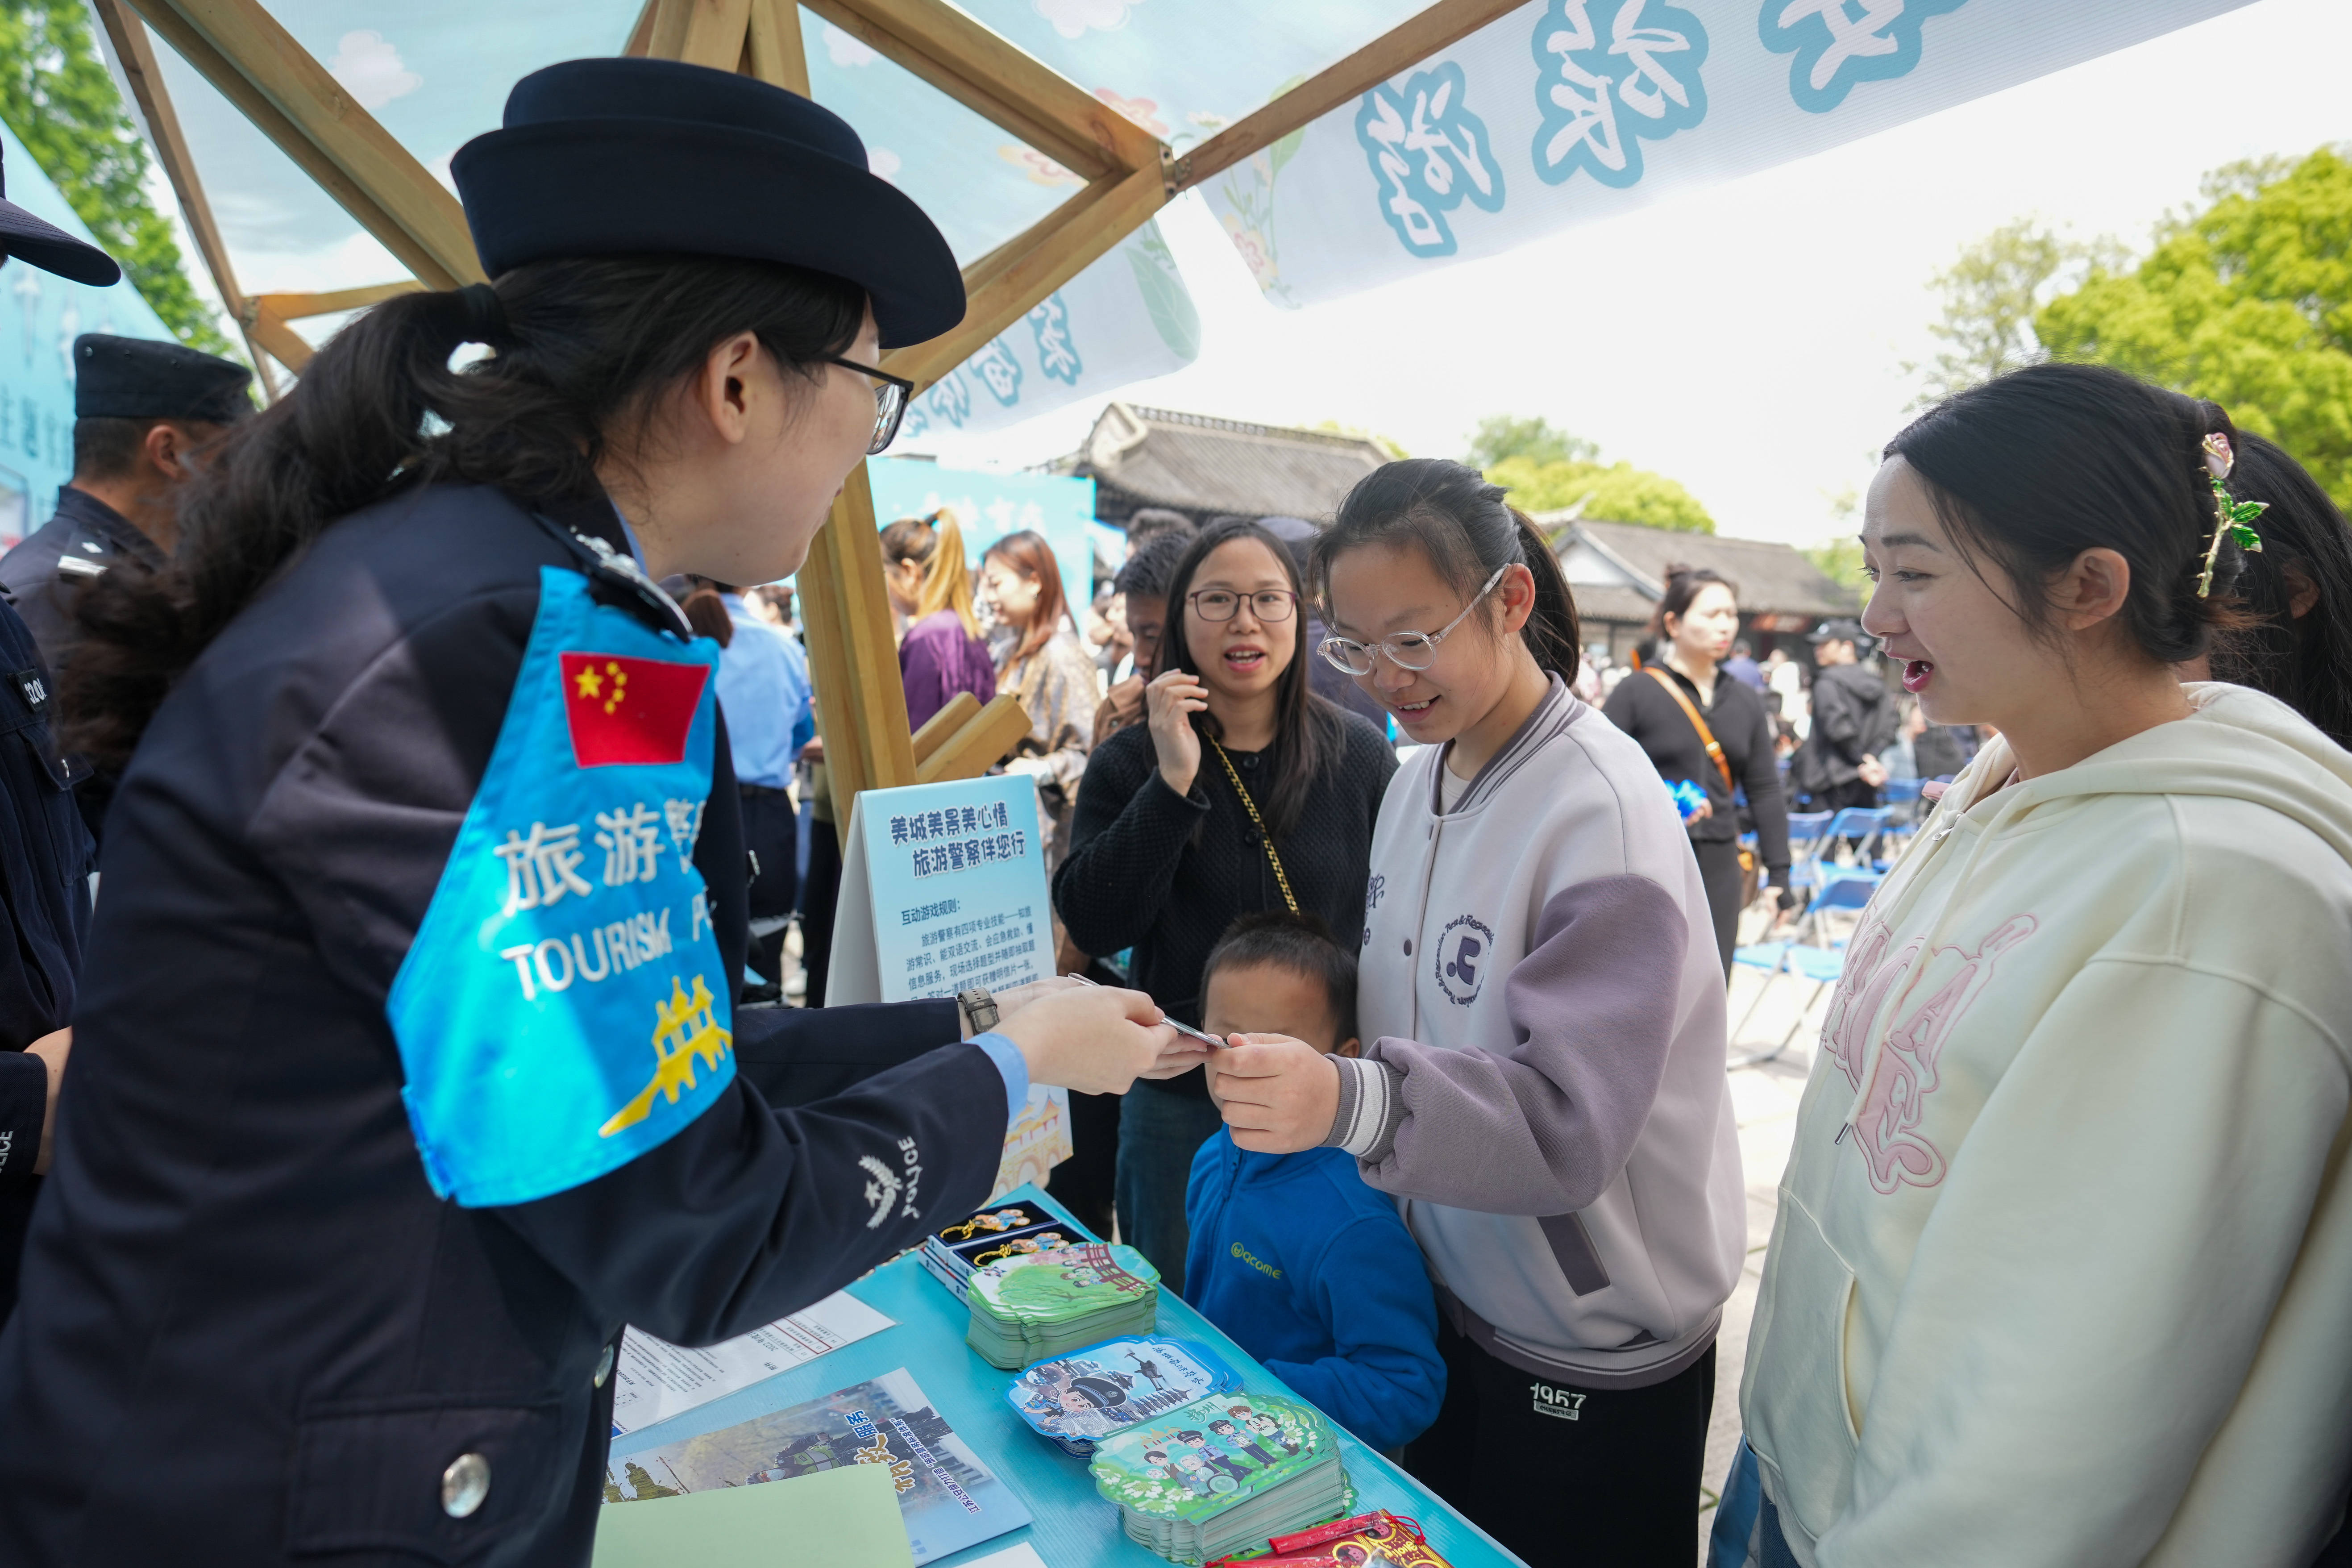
[[1741, 683, 2352, 1568]]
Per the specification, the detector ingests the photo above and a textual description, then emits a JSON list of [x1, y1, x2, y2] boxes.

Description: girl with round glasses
[[1054, 517, 1396, 1290], [1206, 459, 1743, 1564]]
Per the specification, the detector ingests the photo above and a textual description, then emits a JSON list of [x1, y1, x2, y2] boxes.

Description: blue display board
[[610, 1185, 1529, 1568], [832, 774, 1055, 1006], [867, 458, 1100, 625], [0, 121, 184, 549]]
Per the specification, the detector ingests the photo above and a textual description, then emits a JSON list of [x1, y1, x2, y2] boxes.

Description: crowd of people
[[0, 52, 2346, 1568]]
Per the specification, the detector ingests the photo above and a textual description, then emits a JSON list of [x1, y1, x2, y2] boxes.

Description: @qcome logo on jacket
[[1434, 914, 1496, 1006]]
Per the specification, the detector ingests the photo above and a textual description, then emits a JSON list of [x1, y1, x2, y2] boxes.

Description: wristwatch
[[957, 986, 1000, 1036]]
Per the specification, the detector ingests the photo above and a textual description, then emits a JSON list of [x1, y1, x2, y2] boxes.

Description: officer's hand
[[1207, 1035, 1339, 1155], [26, 1027, 67, 1176], [996, 985, 1174, 1096], [988, 976, 1079, 1027]]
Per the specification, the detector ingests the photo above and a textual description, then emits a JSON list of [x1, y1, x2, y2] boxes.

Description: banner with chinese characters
[[1199, 0, 2255, 308], [899, 218, 1200, 444], [825, 774, 1072, 1198]]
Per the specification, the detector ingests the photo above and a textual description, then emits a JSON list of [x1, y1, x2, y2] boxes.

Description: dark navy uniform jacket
[[0, 592, 91, 1314], [0, 486, 165, 673], [0, 485, 1008, 1565]]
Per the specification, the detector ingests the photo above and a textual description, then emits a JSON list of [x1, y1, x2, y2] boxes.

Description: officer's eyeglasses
[[826, 356, 917, 454], [1319, 566, 1508, 675], [1188, 589, 1298, 623]]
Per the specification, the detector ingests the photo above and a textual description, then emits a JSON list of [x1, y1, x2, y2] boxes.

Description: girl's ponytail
[[1317, 457, 1583, 685], [1509, 507, 1583, 682], [917, 509, 982, 639]]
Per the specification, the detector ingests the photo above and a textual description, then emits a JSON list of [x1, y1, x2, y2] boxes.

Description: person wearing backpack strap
[[1604, 566, 1793, 974]]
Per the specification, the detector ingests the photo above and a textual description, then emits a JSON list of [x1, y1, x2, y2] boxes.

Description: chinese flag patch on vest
[[558, 652, 710, 768]]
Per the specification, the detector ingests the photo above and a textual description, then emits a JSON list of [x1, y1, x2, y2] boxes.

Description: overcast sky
[[909, 0, 2352, 552]]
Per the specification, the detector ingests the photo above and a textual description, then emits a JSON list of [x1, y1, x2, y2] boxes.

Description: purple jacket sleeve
[[1323, 874, 1685, 1215], [898, 623, 953, 733]]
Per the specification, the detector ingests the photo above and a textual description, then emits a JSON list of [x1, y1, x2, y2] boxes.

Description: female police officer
[[0, 58, 1175, 1564]]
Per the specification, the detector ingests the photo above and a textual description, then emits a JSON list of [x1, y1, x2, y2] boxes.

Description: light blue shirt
[[972, 1031, 1029, 1122], [715, 594, 814, 788]]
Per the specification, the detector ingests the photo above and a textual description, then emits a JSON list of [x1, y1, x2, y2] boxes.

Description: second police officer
[[0, 58, 1179, 1564]]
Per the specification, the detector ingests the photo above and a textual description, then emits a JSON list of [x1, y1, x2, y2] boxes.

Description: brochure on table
[[609, 1290, 897, 1438], [828, 775, 1072, 1197]]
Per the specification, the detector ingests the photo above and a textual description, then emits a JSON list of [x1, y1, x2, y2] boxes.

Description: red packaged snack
[[1268, 1510, 1423, 1553]]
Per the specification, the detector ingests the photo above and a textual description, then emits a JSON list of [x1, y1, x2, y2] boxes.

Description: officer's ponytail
[[63, 255, 864, 768], [1316, 458, 1583, 685]]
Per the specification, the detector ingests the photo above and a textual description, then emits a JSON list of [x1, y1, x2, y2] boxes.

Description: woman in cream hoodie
[[1741, 363, 2352, 1567]]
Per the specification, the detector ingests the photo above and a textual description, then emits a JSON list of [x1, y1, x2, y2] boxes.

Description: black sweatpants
[[1692, 836, 1745, 980], [740, 785, 799, 985], [801, 814, 842, 1008], [1404, 1320, 1715, 1567]]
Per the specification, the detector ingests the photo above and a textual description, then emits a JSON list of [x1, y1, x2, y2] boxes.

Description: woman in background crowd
[[1739, 364, 2352, 1567], [981, 529, 1099, 873], [881, 509, 995, 732], [2180, 430, 2352, 749], [1604, 566, 1792, 974], [1055, 518, 1393, 1292]]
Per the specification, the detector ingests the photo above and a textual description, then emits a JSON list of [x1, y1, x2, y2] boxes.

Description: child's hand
[[1208, 1034, 1341, 1154]]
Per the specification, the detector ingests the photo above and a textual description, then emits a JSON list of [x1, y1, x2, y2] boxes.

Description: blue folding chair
[[1799, 866, 1882, 947], [1820, 807, 1893, 869], [1729, 941, 1852, 1068], [1783, 810, 1835, 892]]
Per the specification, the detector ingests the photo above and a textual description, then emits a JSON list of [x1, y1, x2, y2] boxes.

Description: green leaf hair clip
[[2196, 432, 2266, 599]]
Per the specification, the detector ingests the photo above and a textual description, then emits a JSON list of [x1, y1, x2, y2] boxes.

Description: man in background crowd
[[1793, 618, 1896, 811], [1093, 533, 1190, 744], [0, 334, 251, 671]]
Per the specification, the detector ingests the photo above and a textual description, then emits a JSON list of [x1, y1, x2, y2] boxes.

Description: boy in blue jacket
[[1184, 915, 1443, 1453]]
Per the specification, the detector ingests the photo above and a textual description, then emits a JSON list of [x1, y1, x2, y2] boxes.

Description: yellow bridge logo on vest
[[599, 974, 733, 1137]]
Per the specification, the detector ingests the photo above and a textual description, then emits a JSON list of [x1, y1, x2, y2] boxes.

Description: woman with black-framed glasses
[[1052, 517, 1396, 1291]]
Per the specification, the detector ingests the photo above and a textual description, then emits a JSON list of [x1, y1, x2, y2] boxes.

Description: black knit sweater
[[1052, 708, 1396, 1099]]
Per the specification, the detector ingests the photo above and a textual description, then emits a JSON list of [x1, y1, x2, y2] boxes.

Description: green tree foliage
[[2036, 146, 2352, 510], [1464, 413, 1597, 470], [0, 0, 234, 356], [1803, 488, 1868, 599], [1484, 453, 1714, 533], [1909, 219, 2119, 402], [1465, 413, 1712, 531]]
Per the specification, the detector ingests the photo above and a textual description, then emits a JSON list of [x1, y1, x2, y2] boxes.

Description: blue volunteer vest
[[387, 566, 734, 1207]]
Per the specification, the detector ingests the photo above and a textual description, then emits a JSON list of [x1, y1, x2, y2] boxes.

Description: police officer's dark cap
[[452, 58, 965, 349], [74, 334, 253, 424], [0, 144, 120, 287]]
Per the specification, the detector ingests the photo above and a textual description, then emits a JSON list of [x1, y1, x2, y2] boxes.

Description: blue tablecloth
[[615, 1184, 1527, 1568]]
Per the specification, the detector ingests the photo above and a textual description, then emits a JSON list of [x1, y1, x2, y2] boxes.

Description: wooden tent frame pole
[[89, 0, 278, 391], [124, 0, 1499, 825]]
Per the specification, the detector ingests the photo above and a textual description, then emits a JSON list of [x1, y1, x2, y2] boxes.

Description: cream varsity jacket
[[1742, 684, 2352, 1567], [1327, 677, 1746, 1388]]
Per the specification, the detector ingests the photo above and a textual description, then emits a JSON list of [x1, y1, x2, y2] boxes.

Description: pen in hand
[[1064, 972, 1226, 1049]]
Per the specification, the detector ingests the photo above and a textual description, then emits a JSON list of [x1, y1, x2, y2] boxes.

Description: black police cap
[[0, 143, 119, 286], [74, 334, 253, 424], [451, 58, 965, 349]]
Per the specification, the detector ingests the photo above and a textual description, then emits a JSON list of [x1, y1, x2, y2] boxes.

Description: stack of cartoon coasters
[[918, 1202, 1085, 1303], [1003, 1335, 1245, 1457], [964, 1242, 1159, 1369], [1089, 1392, 1351, 1565]]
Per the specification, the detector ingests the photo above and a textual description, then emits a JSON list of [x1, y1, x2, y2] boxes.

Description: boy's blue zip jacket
[[1183, 1126, 1443, 1452]]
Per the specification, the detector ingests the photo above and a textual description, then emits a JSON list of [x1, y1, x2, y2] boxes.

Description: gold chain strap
[[1208, 738, 1300, 916]]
